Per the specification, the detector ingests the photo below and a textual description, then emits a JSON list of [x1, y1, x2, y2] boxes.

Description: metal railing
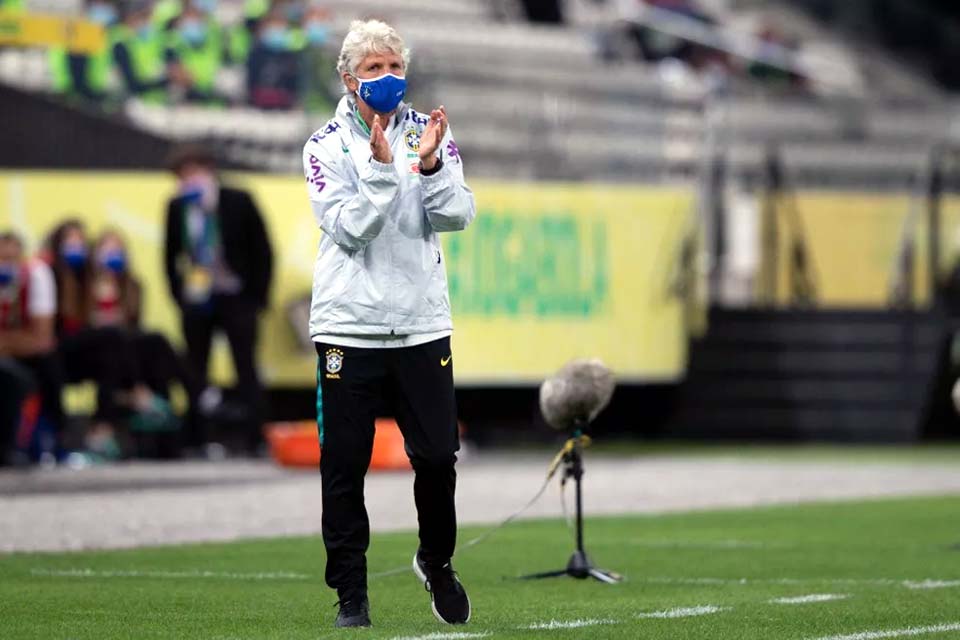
[[890, 146, 960, 309]]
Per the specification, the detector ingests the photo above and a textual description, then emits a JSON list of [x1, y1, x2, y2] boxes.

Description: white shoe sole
[[412, 553, 471, 624]]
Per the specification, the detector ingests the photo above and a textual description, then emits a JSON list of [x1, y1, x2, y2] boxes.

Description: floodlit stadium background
[[3, 1, 960, 638]]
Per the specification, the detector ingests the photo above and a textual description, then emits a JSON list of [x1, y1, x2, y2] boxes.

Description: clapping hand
[[418, 106, 447, 171], [370, 114, 393, 164]]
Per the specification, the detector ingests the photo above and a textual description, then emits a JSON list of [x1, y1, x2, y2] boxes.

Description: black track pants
[[314, 337, 459, 599]]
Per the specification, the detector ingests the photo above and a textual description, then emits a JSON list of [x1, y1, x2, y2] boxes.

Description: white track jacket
[[302, 96, 476, 340]]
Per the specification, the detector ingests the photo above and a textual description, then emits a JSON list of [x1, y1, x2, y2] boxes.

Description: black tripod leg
[[518, 568, 570, 580], [517, 430, 623, 584]]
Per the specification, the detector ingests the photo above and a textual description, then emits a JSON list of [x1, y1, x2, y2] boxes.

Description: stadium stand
[[0, 0, 956, 185], [4, 0, 960, 452]]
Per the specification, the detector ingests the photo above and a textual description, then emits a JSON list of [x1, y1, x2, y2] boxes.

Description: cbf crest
[[325, 348, 344, 379], [404, 128, 420, 152]]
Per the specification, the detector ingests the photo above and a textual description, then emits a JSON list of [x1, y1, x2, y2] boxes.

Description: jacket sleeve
[[302, 137, 399, 251], [164, 198, 182, 305], [244, 190, 274, 309], [420, 125, 476, 232]]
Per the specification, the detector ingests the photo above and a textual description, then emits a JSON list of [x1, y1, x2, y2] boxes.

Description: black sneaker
[[413, 552, 471, 624], [334, 594, 371, 628]]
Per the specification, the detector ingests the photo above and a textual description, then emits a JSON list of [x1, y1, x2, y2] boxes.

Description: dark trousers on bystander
[[59, 327, 134, 423], [180, 294, 264, 447]]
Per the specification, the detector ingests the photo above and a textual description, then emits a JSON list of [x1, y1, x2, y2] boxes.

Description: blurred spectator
[[623, 0, 715, 64], [163, 146, 273, 451], [89, 229, 200, 440], [0, 231, 63, 463], [299, 4, 336, 113], [0, 360, 31, 465], [229, 0, 286, 67], [110, 0, 187, 103], [45, 220, 145, 457], [49, 0, 118, 106], [152, 0, 183, 29], [246, 10, 302, 109], [165, 1, 229, 104], [747, 24, 806, 90]]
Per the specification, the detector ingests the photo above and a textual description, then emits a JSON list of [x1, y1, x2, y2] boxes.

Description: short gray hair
[[336, 19, 410, 83]]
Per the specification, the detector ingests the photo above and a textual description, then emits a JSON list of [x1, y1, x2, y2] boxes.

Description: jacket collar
[[336, 94, 409, 141]]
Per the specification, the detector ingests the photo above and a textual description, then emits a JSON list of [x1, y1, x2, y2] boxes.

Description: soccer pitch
[[2, 496, 960, 639]]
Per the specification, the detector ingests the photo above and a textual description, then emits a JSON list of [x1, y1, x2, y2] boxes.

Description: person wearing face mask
[[49, 0, 117, 105], [111, 0, 186, 103], [246, 10, 302, 110], [0, 231, 63, 464], [47, 220, 93, 338], [89, 230, 202, 455], [299, 4, 336, 114], [45, 220, 141, 458], [163, 146, 273, 453], [165, 2, 228, 104], [224, 0, 292, 63], [302, 19, 475, 629]]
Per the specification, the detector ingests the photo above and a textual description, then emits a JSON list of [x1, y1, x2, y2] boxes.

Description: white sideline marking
[[624, 539, 782, 550], [389, 633, 490, 640], [809, 622, 960, 640], [903, 580, 960, 590], [636, 605, 727, 619], [525, 618, 617, 630], [771, 593, 850, 605], [31, 568, 310, 581], [639, 577, 960, 589]]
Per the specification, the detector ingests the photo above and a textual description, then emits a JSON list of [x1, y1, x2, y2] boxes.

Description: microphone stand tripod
[[519, 420, 622, 584]]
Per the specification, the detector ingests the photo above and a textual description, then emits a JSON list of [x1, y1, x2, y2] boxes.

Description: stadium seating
[[1, 0, 957, 186]]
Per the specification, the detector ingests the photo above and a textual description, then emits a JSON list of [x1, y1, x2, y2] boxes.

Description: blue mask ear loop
[[349, 75, 373, 136]]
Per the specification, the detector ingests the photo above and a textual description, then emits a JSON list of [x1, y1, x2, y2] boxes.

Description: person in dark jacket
[[163, 145, 273, 451], [246, 10, 302, 110]]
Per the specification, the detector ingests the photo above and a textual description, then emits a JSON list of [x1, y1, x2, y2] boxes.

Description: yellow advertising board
[[770, 191, 960, 307], [0, 172, 693, 387], [0, 12, 106, 53]]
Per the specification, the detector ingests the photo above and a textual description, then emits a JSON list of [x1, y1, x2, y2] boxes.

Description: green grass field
[[3, 496, 960, 639]]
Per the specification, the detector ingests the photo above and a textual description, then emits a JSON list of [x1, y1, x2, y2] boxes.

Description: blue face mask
[[194, 0, 217, 14], [0, 264, 15, 287], [101, 250, 127, 274], [179, 20, 207, 45], [304, 22, 329, 45], [261, 27, 289, 51], [356, 73, 407, 114], [182, 186, 203, 204], [62, 245, 87, 270], [88, 4, 117, 26]]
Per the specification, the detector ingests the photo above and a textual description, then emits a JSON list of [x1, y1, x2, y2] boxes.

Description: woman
[[47, 219, 136, 453], [302, 19, 475, 629], [89, 230, 200, 447], [45, 222, 169, 457]]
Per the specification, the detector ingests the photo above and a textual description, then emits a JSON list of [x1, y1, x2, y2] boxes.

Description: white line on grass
[[388, 633, 491, 640], [30, 568, 311, 581], [636, 605, 727, 619], [639, 577, 960, 589], [809, 622, 960, 640], [622, 539, 786, 550], [524, 618, 617, 630], [903, 580, 960, 590], [771, 594, 850, 605]]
